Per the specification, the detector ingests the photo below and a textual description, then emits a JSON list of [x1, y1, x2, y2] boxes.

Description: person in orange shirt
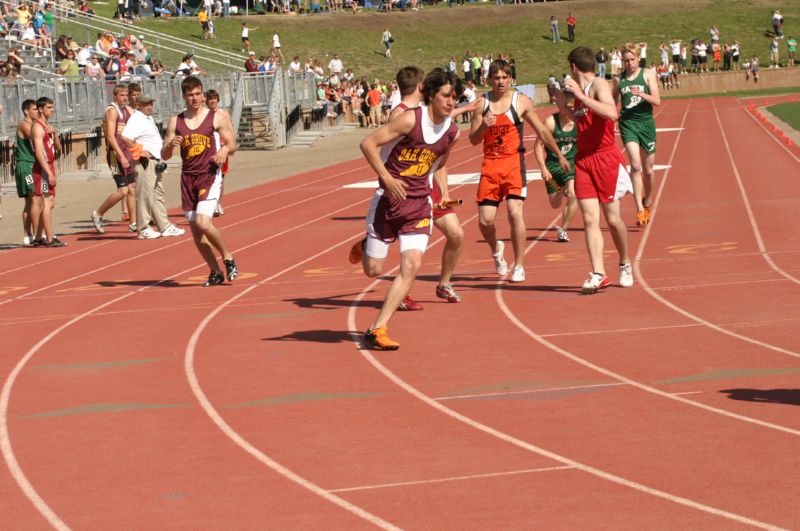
[[366, 84, 382, 128]]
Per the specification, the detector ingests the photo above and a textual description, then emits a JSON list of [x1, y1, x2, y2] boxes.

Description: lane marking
[[436, 383, 625, 401], [328, 465, 576, 493]]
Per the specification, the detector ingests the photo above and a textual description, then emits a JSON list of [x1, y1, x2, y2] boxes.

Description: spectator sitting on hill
[[79, 0, 96, 16]]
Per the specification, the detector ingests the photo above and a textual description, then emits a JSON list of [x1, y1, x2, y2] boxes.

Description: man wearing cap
[[121, 94, 185, 239], [245, 51, 259, 72]]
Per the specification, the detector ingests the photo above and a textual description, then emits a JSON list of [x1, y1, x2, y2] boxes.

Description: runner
[[533, 87, 578, 243], [470, 60, 570, 283], [30, 97, 66, 247], [350, 68, 461, 350], [91, 84, 137, 235], [554, 46, 633, 293], [14, 99, 40, 246], [161, 76, 239, 287], [614, 42, 660, 226], [205, 89, 231, 217]]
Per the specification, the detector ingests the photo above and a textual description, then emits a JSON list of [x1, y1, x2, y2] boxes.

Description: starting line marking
[[343, 165, 671, 189]]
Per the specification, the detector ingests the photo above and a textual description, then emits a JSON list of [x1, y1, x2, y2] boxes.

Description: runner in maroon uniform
[[553, 46, 633, 293], [353, 68, 461, 350], [161, 76, 239, 287], [30, 97, 66, 247]]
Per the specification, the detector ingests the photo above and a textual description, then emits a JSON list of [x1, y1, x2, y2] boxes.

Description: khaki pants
[[135, 161, 171, 232]]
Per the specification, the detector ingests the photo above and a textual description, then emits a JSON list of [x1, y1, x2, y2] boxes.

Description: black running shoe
[[223, 258, 239, 282], [46, 237, 67, 248], [203, 270, 225, 287], [32, 238, 47, 247]]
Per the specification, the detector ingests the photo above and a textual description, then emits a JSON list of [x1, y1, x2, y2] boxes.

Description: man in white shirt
[[121, 94, 185, 239], [328, 53, 343, 75], [288, 56, 301, 74]]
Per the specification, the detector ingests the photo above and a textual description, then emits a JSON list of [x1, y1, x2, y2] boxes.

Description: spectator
[[78, 0, 95, 16], [610, 47, 622, 77], [328, 53, 343, 76], [57, 49, 80, 78], [596, 47, 608, 78], [769, 37, 780, 67], [566, 12, 576, 42], [382, 28, 393, 58], [86, 55, 105, 77], [550, 15, 560, 42], [788, 35, 797, 67], [5, 47, 24, 77], [244, 51, 259, 72], [772, 10, 784, 39], [712, 41, 721, 71], [723, 43, 732, 71], [76, 42, 91, 69], [199, 9, 210, 40], [271, 31, 284, 61], [462, 54, 472, 82], [709, 24, 720, 44], [366, 83, 381, 127], [639, 42, 648, 68], [731, 41, 740, 71]]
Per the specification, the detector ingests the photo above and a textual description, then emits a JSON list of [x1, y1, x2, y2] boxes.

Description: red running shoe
[[398, 295, 424, 311]]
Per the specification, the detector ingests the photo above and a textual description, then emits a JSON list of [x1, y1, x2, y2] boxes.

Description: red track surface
[[2, 96, 799, 529]]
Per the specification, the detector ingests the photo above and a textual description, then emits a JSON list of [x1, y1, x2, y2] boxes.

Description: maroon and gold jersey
[[176, 109, 218, 176]]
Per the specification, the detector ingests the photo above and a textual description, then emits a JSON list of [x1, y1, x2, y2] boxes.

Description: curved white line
[[0, 241, 117, 277], [634, 100, 800, 359], [711, 98, 800, 284], [739, 100, 800, 164]]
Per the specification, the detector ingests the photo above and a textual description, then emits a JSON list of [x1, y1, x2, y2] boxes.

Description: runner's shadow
[[720, 388, 800, 406], [94, 279, 186, 288], [263, 329, 357, 344], [77, 236, 136, 241], [285, 291, 382, 310], [0, 243, 23, 250]]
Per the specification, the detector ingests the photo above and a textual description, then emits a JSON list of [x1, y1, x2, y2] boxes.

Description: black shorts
[[700, 56, 707, 64], [672, 54, 680, 63], [691, 55, 699, 65], [241, 36, 249, 42]]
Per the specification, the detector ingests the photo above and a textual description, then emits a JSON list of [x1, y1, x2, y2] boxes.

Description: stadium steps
[[237, 106, 273, 150]]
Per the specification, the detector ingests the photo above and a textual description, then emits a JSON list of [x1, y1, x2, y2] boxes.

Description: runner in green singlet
[[614, 42, 661, 226], [534, 87, 578, 242], [14, 100, 40, 245]]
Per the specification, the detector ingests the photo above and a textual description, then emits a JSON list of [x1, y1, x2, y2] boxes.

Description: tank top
[[481, 91, 524, 159], [545, 113, 577, 169], [574, 80, 616, 156], [105, 102, 134, 162], [32, 119, 55, 169], [176, 109, 218, 176], [618, 68, 652, 121], [15, 128, 36, 164], [381, 106, 458, 199]]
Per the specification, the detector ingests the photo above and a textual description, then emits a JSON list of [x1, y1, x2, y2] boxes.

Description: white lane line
[[712, 98, 800, 285], [673, 391, 704, 396], [634, 100, 800, 360], [435, 383, 625, 401], [0, 240, 116, 277], [328, 465, 575, 493], [541, 316, 800, 338]]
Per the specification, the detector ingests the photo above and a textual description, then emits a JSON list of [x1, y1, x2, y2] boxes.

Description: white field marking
[[328, 465, 575, 493], [0, 240, 116, 276], [654, 278, 790, 291], [348, 219, 786, 530], [673, 391, 704, 396], [739, 101, 800, 164], [0, 184, 394, 529], [712, 98, 800, 285], [435, 382, 626, 401], [343, 166, 673, 189], [634, 100, 800, 360]]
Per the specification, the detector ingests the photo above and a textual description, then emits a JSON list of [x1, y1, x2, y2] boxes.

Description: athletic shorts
[[241, 36, 249, 42], [431, 181, 454, 220], [32, 163, 56, 197], [366, 189, 432, 243], [182, 169, 222, 216], [700, 56, 707, 64], [619, 116, 656, 154], [544, 161, 575, 195], [107, 150, 137, 187], [15, 161, 35, 198], [672, 54, 680, 63], [476, 154, 527, 205], [574, 148, 632, 203]]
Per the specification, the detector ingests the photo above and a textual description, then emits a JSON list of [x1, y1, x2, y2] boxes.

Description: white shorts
[[365, 233, 429, 259], [185, 199, 218, 221]]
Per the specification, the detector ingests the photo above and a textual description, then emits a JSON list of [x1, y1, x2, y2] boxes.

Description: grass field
[[61, 0, 798, 85], [768, 101, 800, 131]]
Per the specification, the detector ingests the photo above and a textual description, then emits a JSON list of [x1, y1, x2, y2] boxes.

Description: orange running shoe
[[348, 237, 366, 264], [364, 326, 400, 350], [636, 210, 649, 226], [643, 205, 651, 224]]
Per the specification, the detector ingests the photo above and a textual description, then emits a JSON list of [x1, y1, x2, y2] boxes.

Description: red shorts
[[574, 148, 632, 203], [32, 163, 56, 197], [476, 154, 527, 204], [431, 181, 454, 220]]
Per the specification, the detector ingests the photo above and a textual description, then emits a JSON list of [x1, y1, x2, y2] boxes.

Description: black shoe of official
[[203, 270, 225, 287], [45, 237, 67, 248], [32, 238, 48, 247], [223, 258, 239, 282]]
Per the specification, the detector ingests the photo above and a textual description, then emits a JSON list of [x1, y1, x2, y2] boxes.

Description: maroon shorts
[[431, 181, 454, 220], [574, 148, 631, 203], [32, 163, 56, 197], [181, 170, 222, 212], [367, 192, 432, 242]]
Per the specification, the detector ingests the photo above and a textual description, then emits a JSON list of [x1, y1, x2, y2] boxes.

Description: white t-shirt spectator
[[670, 41, 681, 56], [462, 86, 476, 104], [122, 110, 163, 157], [462, 59, 471, 74], [272, 33, 281, 48], [698, 43, 707, 58], [76, 47, 91, 67], [328, 57, 343, 74], [289, 59, 301, 73]]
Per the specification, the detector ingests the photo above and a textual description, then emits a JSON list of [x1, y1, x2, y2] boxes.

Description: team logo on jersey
[[398, 147, 438, 178], [415, 218, 431, 229], [183, 133, 211, 159]]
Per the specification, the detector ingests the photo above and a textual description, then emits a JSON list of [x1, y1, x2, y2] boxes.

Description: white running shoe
[[619, 263, 634, 287], [128, 223, 138, 233], [493, 240, 508, 276], [510, 265, 526, 283], [161, 224, 186, 237], [557, 227, 569, 242], [582, 272, 611, 294], [91, 210, 105, 234], [138, 227, 162, 239]]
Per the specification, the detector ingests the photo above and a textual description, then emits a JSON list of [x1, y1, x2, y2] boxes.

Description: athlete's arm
[[468, 96, 493, 145], [565, 76, 618, 121], [160, 116, 180, 161], [213, 112, 236, 164], [533, 115, 555, 183], [521, 97, 570, 174], [639, 69, 661, 107], [51, 125, 62, 159], [104, 106, 129, 169], [31, 122, 54, 185], [360, 110, 415, 201]]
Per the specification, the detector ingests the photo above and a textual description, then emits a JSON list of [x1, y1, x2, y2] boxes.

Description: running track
[[2, 95, 799, 529]]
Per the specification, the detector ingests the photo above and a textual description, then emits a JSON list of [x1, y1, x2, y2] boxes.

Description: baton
[[433, 199, 463, 210]]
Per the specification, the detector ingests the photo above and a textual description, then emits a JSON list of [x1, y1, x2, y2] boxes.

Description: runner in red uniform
[[470, 60, 569, 283], [30, 97, 66, 247], [554, 46, 634, 293], [161, 76, 239, 287], [355, 68, 461, 350]]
